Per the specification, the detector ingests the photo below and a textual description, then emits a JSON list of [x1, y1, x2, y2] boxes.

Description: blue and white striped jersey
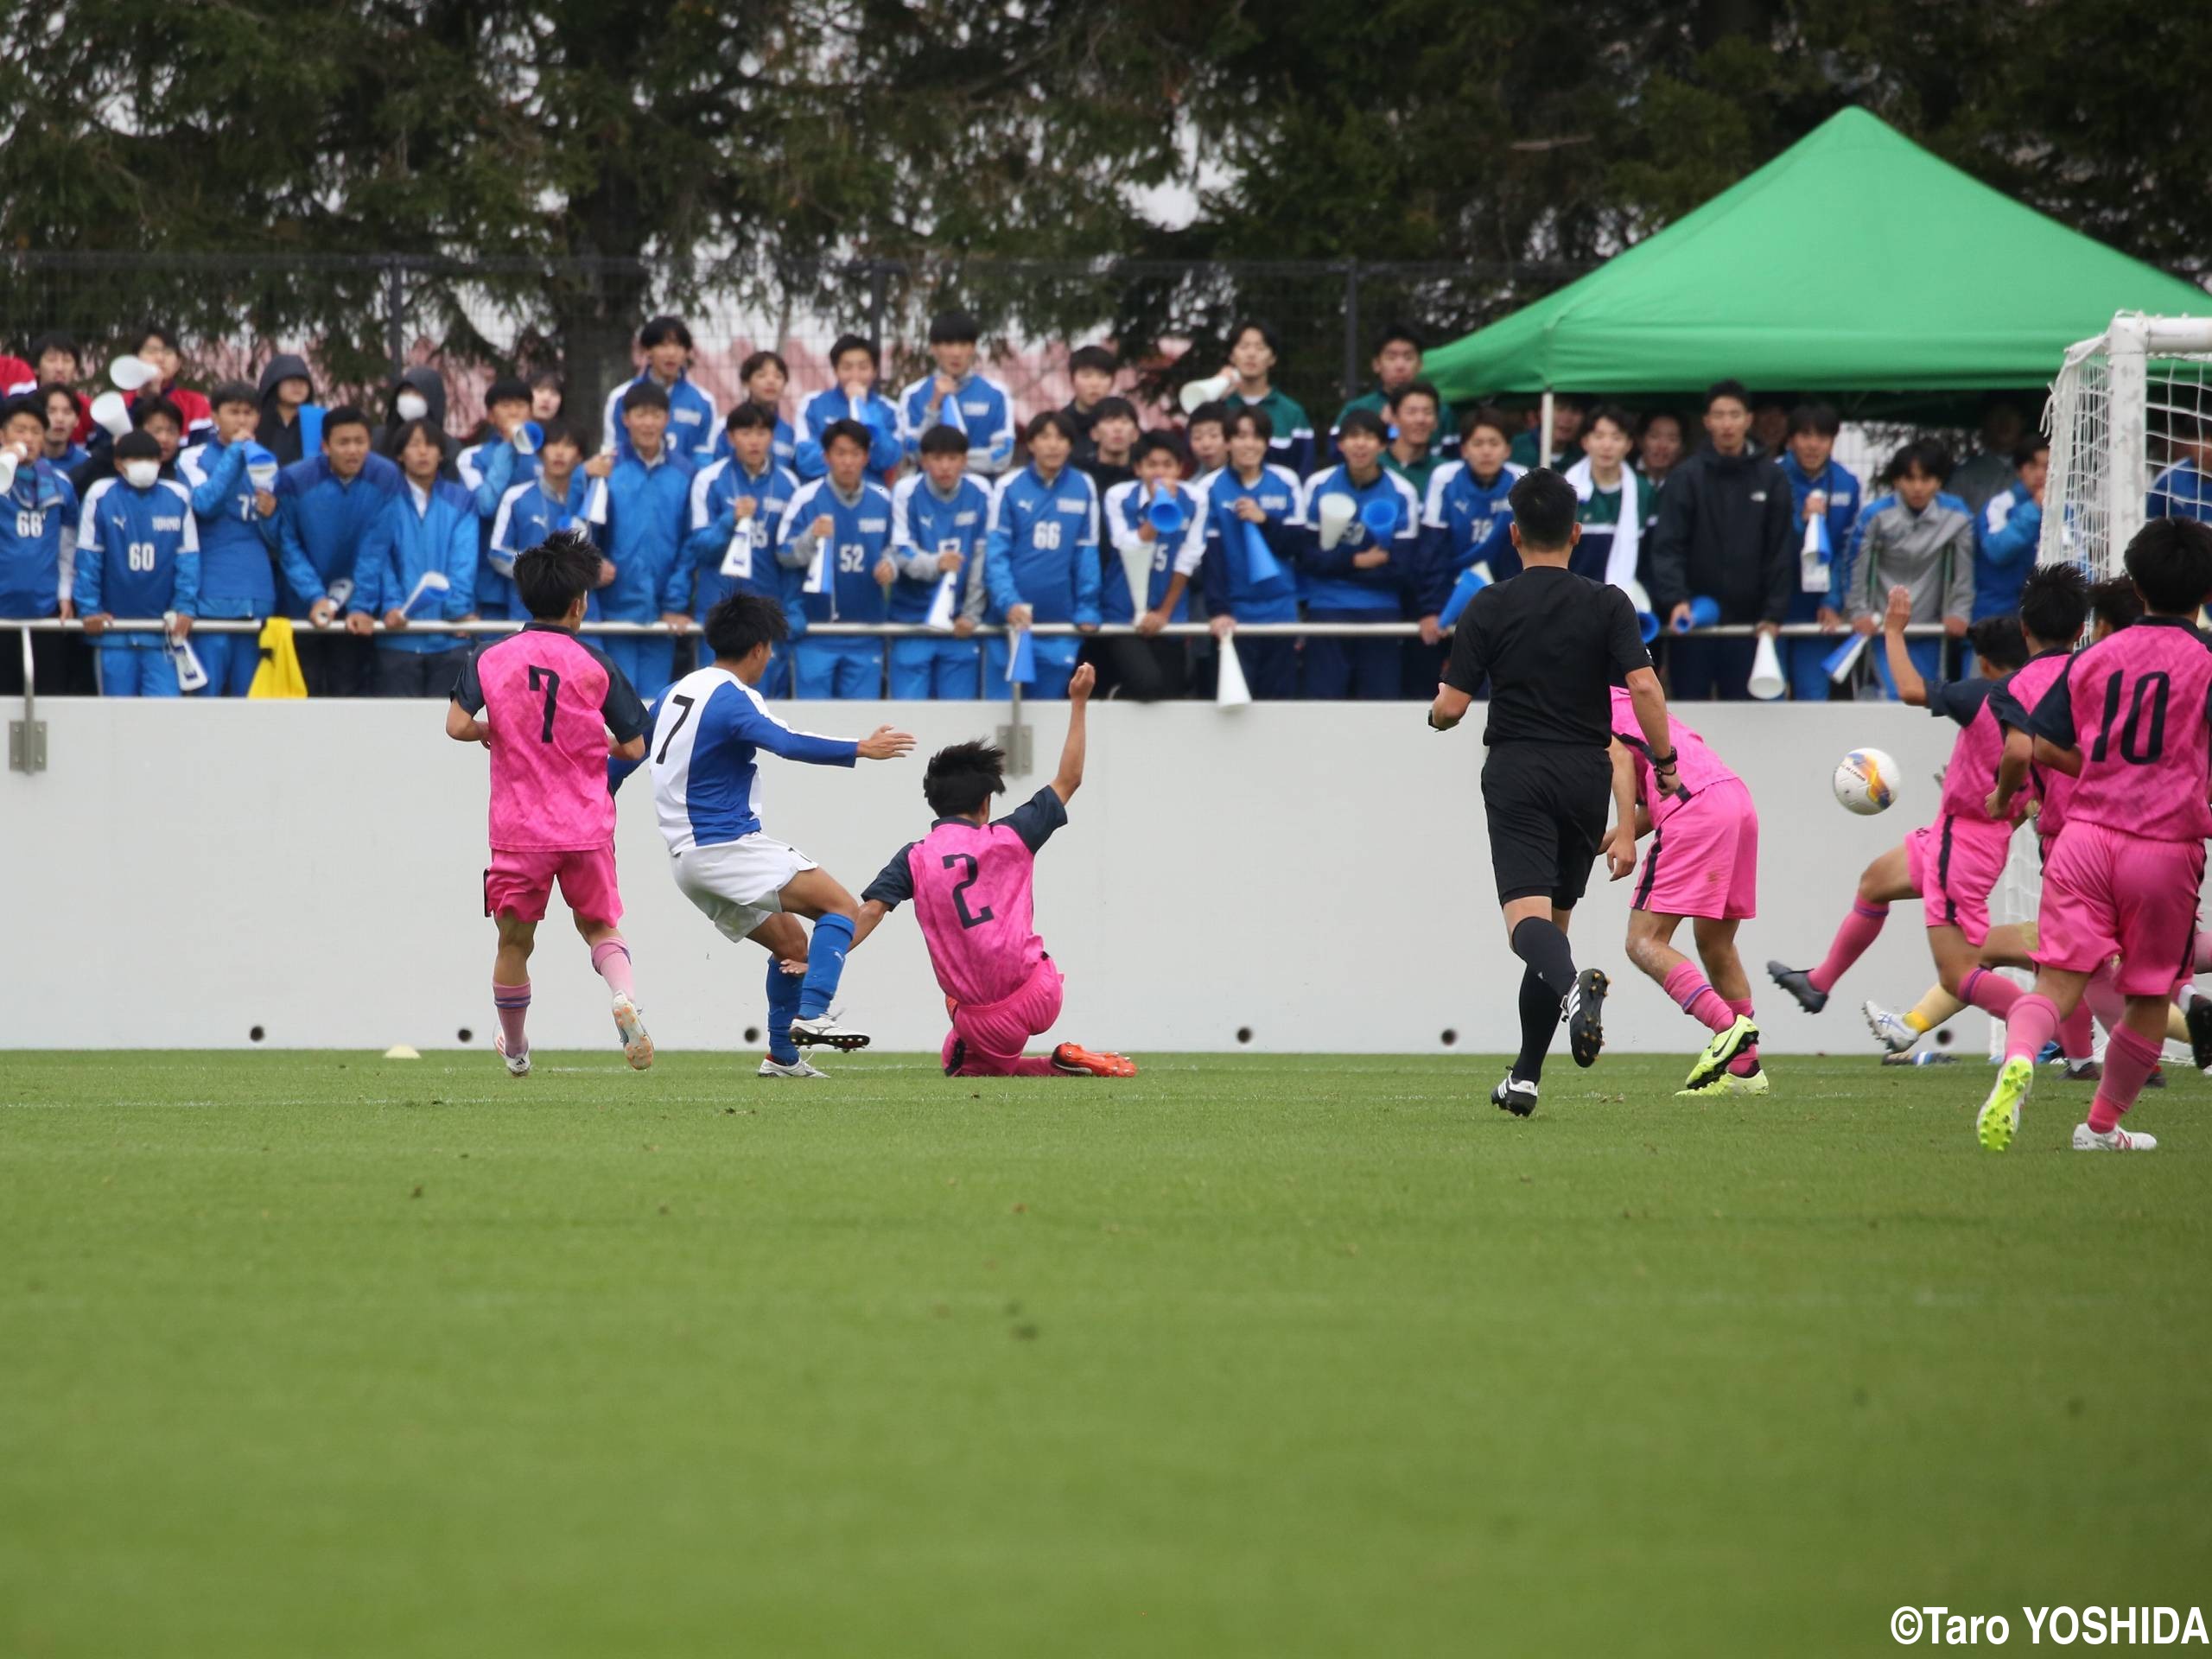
[[648, 665, 859, 854]]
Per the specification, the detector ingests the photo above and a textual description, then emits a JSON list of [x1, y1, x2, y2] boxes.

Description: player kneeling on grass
[[1605, 688, 1765, 1096], [448, 530, 656, 1077], [851, 662, 1134, 1078], [649, 591, 914, 1071]]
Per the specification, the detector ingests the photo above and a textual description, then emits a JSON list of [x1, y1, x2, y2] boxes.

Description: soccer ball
[[1833, 748, 1898, 816]]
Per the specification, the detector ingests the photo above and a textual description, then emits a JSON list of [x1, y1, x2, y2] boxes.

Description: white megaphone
[[109, 354, 159, 391], [1317, 493, 1356, 550], [1119, 539, 1154, 617], [0, 448, 17, 496], [1178, 372, 1233, 416], [924, 569, 958, 632], [91, 391, 133, 439], [1215, 631, 1251, 708], [1748, 629, 1786, 701], [165, 626, 209, 693]]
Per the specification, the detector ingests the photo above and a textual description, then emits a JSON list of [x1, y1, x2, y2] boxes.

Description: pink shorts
[[2035, 821, 2205, 996], [940, 958, 1065, 1077], [1633, 779, 1758, 920], [484, 844, 623, 928], [1904, 813, 2012, 947]]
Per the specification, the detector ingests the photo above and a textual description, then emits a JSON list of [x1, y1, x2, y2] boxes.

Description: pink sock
[[1809, 901, 1889, 995], [2084, 963, 2125, 1036], [1663, 962, 1734, 1033], [2057, 1001, 2097, 1061], [2090, 1025, 2162, 1133], [2003, 992, 2060, 1066], [493, 980, 531, 1056], [1961, 967, 2021, 1020], [590, 937, 635, 999], [1725, 999, 1760, 1074]]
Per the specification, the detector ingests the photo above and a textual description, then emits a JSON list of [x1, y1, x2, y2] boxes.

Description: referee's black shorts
[[1481, 741, 1611, 909]]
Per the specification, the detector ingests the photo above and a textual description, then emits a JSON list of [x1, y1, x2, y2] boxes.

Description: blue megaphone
[[1005, 627, 1037, 686], [1359, 495, 1401, 541], [1671, 594, 1721, 634], [1220, 502, 1283, 586], [1439, 561, 1493, 629], [1624, 581, 1662, 645], [242, 442, 280, 492], [515, 420, 544, 456], [1146, 493, 1185, 537]]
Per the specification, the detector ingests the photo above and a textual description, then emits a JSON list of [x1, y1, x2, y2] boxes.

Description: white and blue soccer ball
[[1834, 747, 1899, 816]]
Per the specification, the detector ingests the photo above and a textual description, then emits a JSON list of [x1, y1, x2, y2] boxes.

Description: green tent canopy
[[1426, 107, 2208, 401]]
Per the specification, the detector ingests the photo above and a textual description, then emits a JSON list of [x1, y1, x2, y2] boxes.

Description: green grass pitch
[[3, 1050, 2209, 1657]]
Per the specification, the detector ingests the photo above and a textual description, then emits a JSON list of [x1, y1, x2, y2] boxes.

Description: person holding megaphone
[[1300, 408, 1421, 700], [1094, 431, 1197, 700]]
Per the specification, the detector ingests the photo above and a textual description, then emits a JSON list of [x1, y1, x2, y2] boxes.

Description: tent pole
[[1539, 389, 1554, 468]]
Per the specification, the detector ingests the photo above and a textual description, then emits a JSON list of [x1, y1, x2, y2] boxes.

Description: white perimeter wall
[[3, 698, 2022, 1056]]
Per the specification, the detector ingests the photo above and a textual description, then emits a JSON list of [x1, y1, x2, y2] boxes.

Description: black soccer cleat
[[1491, 1073, 1538, 1117], [2188, 1000, 2212, 1074], [1768, 962, 1828, 1015], [1565, 969, 1609, 1068]]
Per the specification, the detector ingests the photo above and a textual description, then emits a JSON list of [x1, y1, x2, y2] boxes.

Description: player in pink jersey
[[448, 531, 655, 1077], [852, 663, 1135, 1078], [1768, 590, 2037, 1039], [1978, 519, 2212, 1153], [1605, 688, 1764, 1096]]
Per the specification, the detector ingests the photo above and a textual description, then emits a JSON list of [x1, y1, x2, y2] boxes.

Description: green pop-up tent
[[1426, 107, 2207, 400]]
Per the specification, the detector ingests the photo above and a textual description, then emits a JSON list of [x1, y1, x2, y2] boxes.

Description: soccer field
[[3, 1051, 2208, 1657]]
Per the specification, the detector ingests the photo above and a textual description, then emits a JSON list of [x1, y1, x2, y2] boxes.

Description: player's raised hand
[[1883, 585, 1913, 632], [856, 725, 916, 760], [1067, 662, 1096, 702]]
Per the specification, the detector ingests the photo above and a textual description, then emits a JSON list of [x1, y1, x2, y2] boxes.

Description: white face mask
[[395, 391, 429, 422], [122, 460, 161, 489]]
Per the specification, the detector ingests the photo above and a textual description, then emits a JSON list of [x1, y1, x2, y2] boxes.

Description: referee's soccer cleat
[[758, 1055, 828, 1079], [494, 1033, 531, 1078], [1678, 1063, 1768, 1098], [1861, 1001, 1917, 1054], [790, 1015, 870, 1052], [1565, 969, 1609, 1067], [611, 993, 654, 1071], [1491, 1073, 1539, 1117], [1768, 963, 1827, 1015], [2072, 1122, 2158, 1152], [1977, 1056, 2034, 1152], [1052, 1042, 1137, 1077], [1683, 1015, 1758, 1090], [2189, 999, 2212, 1074]]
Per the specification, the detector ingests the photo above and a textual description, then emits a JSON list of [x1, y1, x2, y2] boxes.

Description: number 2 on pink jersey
[[943, 853, 994, 928]]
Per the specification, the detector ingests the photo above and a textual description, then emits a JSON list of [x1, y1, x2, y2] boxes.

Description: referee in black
[[1428, 467, 1684, 1115]]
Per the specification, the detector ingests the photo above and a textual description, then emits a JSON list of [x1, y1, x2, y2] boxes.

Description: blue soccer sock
[[798, 912, 855, 1020], [764, 956, 803, 1063]]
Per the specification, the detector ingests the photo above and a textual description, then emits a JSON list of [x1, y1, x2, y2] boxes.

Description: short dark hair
[[829, 333, 878, 369], [1090, 396, 1138, 426], [131, 397, 182, 431], [536, 420, 583, 453], [391, 416, 444, 457], [2018, 563, 2088, 647], [138, 323, 179, 353], [1887, 438, 1952, 485], [929, 310, 982, 346], [1067, 344, 1118, 377], [113, 429, 160, 464], [321, 404, 371, 439], [1134, 429, 1189, 468], [1586, 403, 1636, 437], [1787, 403, 1841, 440], [1507, 467, 1578, 550], [486, 376, 531, 409], [1388, 380, 1442, 415], [2012, 436, 2051, 469], [1375, 320, 1425, 354], [740, 349, 787, 383], [529, 367, 565, 393], [725, 402, 773, 433], [1704, 378, 1751, 413], [1968, 613, 2030, 671], [923, 740, 1006, 817], [638, 315, 693, 352], [819, 418, 873, 455], [1338, 408, 1388, 442], [1460, 404, 1514, 444], [621, 380, 671, 415], [512, 529, 601, 620], [1230, 319, 1281, 356], [1185, 400, 1230, 436], [39, 382, 77, 416], [2088, 575, 2144, 632], [1227, 405, 1274, 443], [27, 333, 79, 370], [1640, 410, 1683, 438], [918, 423, 969, 458], [1026, 409, 1079, 446], [211, 379, 259, 413], [2122, 517, 2212, 615], [0, 395, 42, 430], [704, 591, 791, 661]]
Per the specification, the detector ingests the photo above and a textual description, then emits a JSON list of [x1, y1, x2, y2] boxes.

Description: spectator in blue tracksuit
[[0, 395, 78, 697], [488, 422, 604, 626], [1977, 436, 2050, 626], [1183, 405, 1303, 699], [887, 424, 994, 699], [454, 377, 541, 620], [175, 379, 282, 696], [1299, 409, 1421, 700], [779, 420, 895, 698], [1411, 409, 1525, 696], [710, 350, 801, 474], [794, 334, 902, 483], [983, 410, 1103, 701], [895, 309, 1016, 478], [276, 404, 400, 698], [2146, 418, 2212, 524], [685, 404, 802, 696], [584, 380, 698, 699], [73, 431, 200, 696], [1098, 430, 1197, 701], [345, 418, 479, 697], [601, 315, 718, 466], [1777, 402, 1862, 702]]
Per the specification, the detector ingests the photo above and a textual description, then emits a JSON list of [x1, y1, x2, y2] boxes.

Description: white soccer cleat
[[2072, 1122, 2157, 1152], [759, 1055, 829, 1079], [1491, 1073, 1538, 1117], [494, 1033, 531, 1077], [789, 1014, 871, 1052], [611, 993, 654, 1071], [1861, 1001, 1918, 1054]]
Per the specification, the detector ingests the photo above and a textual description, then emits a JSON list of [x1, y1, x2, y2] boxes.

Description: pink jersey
[[863, 785, 1069, 1007], [1992, 649, 2075, 836], [1924, 677, 2009, 825], [2031, 618, 2212, 843], [454, 623, 652, 852], [1606, 688, 1738, 827]]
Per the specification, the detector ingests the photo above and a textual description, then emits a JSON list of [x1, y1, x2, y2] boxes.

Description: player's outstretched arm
[[850, 899, 893, 949], [855, 725, 915, 761], [1050, 662, 1094, 803], [1880, 584, 1929, 706]]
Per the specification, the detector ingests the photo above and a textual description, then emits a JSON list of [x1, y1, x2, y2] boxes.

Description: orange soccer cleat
[[1051, 1042, 1136, 1077]]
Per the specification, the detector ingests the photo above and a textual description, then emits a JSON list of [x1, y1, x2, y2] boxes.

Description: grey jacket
[[1844, 494, 1975, 624]]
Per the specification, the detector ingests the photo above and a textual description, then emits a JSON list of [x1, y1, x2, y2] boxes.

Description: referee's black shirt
[[1443, 565, 1652, 747]]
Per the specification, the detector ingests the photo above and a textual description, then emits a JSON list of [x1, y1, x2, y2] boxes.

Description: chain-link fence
[[0, 252, 1590, 442]]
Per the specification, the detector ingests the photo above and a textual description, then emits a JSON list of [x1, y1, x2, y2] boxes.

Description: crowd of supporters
[[4, 315, 2208, 704]]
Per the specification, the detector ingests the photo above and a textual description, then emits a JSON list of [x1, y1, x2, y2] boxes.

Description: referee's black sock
[[1510, 917, 1577, 1001], [1513, 967, 1560, 1084]]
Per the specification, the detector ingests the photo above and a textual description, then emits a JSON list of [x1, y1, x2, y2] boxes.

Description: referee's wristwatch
[[1651, 747, 1684, 794]]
